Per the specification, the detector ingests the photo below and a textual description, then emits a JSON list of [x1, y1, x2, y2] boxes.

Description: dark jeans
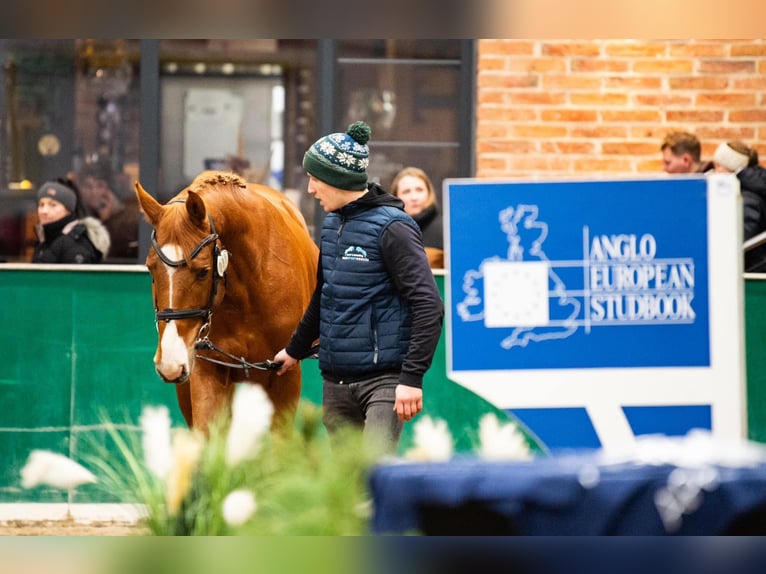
[[322, 372, 404, 455]]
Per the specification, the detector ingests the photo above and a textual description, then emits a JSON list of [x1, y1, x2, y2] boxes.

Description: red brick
[[604, 76, 663, 90], [605, 42, 667, 57], [698, 60, 756, 74], [507, 58, 568, 73], [602, 142, 663, 155], [478, 74, 539, 89], [543, 75, 601, 90], [540, 141, 596, 154], [571, 126, 629, 138], [636, 94, 695, 108], [570, 93, 629, 106], [508, 125, 569, 138], [730, 110, 766, 122], [731, 45, 766, 57], [601, 110, 662, 122], [507, 92, 567, 105], [572, 59, 629, 73], [479, 40, 535, 56], [669, 43, 728, 57], [697, 93, 756, 106], [665, 110, 724, 122], [669, 76, 730, 90], [540, 109, 599, 122], [632, 60, 694, 74], [542, 42, 601, 57]]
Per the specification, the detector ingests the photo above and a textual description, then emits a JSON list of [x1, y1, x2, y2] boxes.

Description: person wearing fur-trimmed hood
[[32, 179, 111, 264]]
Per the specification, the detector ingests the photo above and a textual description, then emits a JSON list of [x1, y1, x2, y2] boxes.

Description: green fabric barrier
[[5, 266, 762, 503], [0, 267, 535, 503]]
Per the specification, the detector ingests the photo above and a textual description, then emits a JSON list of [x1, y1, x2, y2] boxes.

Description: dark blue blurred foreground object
[[369, 456, 766, 535], [370, 537, 766, 574]]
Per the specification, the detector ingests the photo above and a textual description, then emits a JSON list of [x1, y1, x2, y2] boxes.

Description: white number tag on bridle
[[217, 249, 229, 277]]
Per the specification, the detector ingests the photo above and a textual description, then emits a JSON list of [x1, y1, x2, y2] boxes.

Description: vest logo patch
[[343, 245, 369, 262]]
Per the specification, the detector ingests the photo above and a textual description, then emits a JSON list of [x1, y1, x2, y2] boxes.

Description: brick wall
[[476, 39, 766, 178]]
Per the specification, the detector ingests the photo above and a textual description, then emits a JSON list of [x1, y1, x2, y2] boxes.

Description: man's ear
[[682, 153, 694, 168]]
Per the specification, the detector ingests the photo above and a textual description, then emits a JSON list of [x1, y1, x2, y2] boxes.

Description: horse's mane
[[163, 171, 249, 264]]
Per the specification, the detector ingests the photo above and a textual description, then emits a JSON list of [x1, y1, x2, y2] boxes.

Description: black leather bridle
[[151, 213, 224, 325]]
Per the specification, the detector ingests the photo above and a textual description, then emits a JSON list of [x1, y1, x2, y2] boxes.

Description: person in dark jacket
[[390, 166, 444, 268], [713, 140, 766, 272], [274, 121, 444, 454], [32, 179, 110, 264], [79, 160, 139, 263]]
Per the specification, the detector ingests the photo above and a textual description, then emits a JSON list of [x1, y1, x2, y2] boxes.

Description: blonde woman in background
[[390, 167, 444, 268], [714, 140, 766, 272]]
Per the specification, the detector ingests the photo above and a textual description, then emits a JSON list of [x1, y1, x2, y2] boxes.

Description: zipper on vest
[[371, 309, 379, 365]]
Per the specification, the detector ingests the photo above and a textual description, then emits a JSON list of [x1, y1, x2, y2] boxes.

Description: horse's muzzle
[[156, 366, 190, 385]]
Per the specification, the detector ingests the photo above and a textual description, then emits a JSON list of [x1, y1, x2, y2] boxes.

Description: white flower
[[140, 405, 172, 479], [318, 141, 335, 156], [336, 152, 355, 166], [21, 450, 97, 490], [225, 384, 274, 466], [222, 489, 257, 526], [405, 416, 453, 462], [478, 414, 532, 461]]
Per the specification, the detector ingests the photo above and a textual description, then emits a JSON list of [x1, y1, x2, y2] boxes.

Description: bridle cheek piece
[[151, 214, 226, 327]]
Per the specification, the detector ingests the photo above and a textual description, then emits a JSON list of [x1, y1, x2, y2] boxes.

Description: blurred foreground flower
[[405, 416, 453, 461], [166, 429, 205, 516], [478, 413, 533, 461], [21, 450, 96, 490], [226, 384, 274, 466], [140, 405, 172, 479], [83, 396, 373, 535], [222, 489, 257, 526]]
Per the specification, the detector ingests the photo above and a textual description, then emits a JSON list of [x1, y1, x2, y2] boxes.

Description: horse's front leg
[[189, 364, 235, 434]]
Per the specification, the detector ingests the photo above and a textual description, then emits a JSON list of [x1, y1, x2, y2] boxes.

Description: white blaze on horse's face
[[154, 242, 192, 382]]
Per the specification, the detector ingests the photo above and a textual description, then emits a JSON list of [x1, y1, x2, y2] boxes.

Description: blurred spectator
[[713, 141, 766, 272], [79, 160, 140, 263], [661, 131, 714, 174], [390, 166, 444, 268], [33, 178, 110, 264]]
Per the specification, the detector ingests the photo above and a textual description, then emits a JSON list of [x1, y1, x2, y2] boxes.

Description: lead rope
[[194, 337, 320, 378]]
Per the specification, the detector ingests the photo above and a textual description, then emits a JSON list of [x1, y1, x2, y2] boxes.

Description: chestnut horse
[[135, 171, 318, 431]]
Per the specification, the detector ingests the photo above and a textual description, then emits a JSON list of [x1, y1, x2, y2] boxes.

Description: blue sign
[[444, 176, 746, 451], [447, 178, 710, 372]]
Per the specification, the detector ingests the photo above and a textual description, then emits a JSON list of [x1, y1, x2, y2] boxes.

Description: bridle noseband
[[152, 212, 225, 324]]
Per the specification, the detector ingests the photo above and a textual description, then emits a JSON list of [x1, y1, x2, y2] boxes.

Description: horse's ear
[[186, 190, 207, 227], [135, 181, 163, 226]]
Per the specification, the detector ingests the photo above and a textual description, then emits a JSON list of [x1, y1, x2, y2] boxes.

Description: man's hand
[[394, 384, 423, 422], [273, 348, 298, 376]]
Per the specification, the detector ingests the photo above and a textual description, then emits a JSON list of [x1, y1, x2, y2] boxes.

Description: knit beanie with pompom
[[302, 121, 371, 191]]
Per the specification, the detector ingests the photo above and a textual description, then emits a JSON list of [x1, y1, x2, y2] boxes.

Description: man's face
[[307, 176, 353, 212], [662, 148, 693, 174], [80, 176, 111, 211]]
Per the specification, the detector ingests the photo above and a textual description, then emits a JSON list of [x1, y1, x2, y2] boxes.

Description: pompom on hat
[[302, 121, 371, 191], [713, 142, 750, 174], [37, 181, 77, 213]]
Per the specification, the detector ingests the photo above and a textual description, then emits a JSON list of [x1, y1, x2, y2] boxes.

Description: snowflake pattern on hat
[[303, 121, 372, 190]]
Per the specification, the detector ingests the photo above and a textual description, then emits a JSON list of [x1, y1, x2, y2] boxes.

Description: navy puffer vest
[[319, 205, 416, 376]]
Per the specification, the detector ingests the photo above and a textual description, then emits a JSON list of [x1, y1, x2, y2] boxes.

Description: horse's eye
[[196, 268, 209, 280]]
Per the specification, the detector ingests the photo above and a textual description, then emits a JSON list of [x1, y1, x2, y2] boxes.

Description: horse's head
[[135, 181, 229, 384]]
